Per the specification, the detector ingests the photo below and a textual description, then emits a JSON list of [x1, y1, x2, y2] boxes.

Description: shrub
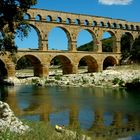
[[112, 78, 124, 86], [55, 75, 61, 80]]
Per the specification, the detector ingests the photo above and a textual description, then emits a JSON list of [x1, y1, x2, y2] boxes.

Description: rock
[[55, 125, 91, 140], [0, 101, 30, 134]]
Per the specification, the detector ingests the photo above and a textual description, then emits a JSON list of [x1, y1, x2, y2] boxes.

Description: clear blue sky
[[15, 0, 140, 50]]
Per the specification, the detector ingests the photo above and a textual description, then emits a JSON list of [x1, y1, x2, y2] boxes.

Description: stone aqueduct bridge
[[1, 8, 140, 78]]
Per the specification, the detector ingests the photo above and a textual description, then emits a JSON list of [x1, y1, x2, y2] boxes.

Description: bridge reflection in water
[[1, 85, 140, 139]]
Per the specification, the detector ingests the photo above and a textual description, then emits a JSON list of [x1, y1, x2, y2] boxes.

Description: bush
[[55, 75, 61, 80], [112, 78, 124, 86]]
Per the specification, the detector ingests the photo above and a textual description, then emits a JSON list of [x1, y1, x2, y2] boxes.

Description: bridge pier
[[40, 39, 48, 51], [70, 40, 77, 51], [72, 64, 78, 74], [98, 63, 103, 72], [34, 64, 49, 77], [6, 63, 15, 78], [113, 40, 121, 53]]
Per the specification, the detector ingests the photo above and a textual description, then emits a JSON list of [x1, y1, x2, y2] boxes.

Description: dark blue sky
[[34, 0, 139, 22]]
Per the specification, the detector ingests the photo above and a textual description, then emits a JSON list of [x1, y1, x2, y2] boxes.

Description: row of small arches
[[24, 13, 140, 31]]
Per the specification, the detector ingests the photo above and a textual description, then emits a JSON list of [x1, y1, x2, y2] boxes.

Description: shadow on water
[[1, 85, 140, 140]]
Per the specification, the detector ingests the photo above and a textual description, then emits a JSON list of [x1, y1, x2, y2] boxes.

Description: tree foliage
[[0, 0, 37, 53], [120, 34, 131, 60], [130, 36, 140, 63], [16, 56, 32, 69]]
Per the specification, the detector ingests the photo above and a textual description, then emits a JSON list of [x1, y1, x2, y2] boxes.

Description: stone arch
[[121, 32, 134, 60], [106, 22, 111, 28], [35, 14, 42, 21], [103, 56, 117, 70], [93, 21, 97, 26], [24, 13, 31, 20], [78, 55, 98, 73], [15, 23, 41, 49], [48, 26, 71, 51], [66, 18, 71, 24], [46, 15, 52, 22], [130, 25, 135, 30], [112, 23, 117, 28], [75, 19, 80, 25], [124, 24, 129, 30], [101, 30, 117, 52], [16, 54, 42, 77], [0, 59, 8, 78], [50, 55, 73, 75], [119, 24, 123, 29], [77, 29, 98, 51], [100, 21, 105, 27], [84, 20, 89, 26], [56, 17, 62, 23], [136, 26, 140, 31]]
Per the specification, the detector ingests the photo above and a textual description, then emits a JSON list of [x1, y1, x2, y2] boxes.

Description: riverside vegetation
[[1, 121, 86, 140]]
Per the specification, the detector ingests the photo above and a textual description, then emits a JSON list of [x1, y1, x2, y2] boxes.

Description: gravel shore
[[6, 65, 140, 88]]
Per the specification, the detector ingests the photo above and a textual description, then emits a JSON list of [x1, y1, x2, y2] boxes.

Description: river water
[[1, 85, 140, 139]]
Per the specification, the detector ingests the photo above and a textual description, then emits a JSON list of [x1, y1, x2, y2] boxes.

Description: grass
[[0, 121, 85, 140]]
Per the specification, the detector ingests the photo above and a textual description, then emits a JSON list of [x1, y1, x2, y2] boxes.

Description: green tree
[[0, 0, 37, 53], [130, 36, 140, 63], [16, 56, 32, 69], [121, 34, 131, 61]]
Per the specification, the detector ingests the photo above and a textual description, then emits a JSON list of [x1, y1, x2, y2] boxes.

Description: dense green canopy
[[0, 0, 37, 52]]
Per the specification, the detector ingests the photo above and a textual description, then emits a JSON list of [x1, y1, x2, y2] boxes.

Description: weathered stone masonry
[[0, 8, 140, 78]]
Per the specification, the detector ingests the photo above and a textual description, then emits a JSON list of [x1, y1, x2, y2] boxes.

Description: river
[[0, 85, 140, 139]]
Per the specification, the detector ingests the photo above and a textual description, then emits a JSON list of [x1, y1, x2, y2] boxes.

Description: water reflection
[[1, 85, 140, 139]]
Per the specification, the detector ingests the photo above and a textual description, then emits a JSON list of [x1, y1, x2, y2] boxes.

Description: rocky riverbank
[[5, 65, 140, 88], [0, 101, 29, 134]]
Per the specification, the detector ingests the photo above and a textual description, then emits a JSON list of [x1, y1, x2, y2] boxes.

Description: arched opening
[[106, 22, 111, 28], [66, 18, 71, 24], [119, 24, 123, 29], [121, 32, 134, 61], [136, 26, 140, 31], [124, 24, 129, 30], [15, 24, 40, 50], [35, 15, 42, 21], [93, 21, 97, 27], [50, 55, 72, 75], [77, 29, 97, 52], [75, 19, 80, 25], [112, 23, 117, 28], [101, 31, 116, 52], [23, 13, 31, 20], [103, 56, 117, 70], [130, 25, 134, 30], [0, 59, 7, 79], [78, 56, 98, 73], [46, 15, 52, 22], [100, 21, 105, 27], [16, 55, 42, 78], [56, 17, 62, 23], [48, 27, 70, 51], [84, 20, 89, 26]]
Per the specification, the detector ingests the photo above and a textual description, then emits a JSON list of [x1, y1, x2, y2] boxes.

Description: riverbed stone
[[0, 101, 29, 134]]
